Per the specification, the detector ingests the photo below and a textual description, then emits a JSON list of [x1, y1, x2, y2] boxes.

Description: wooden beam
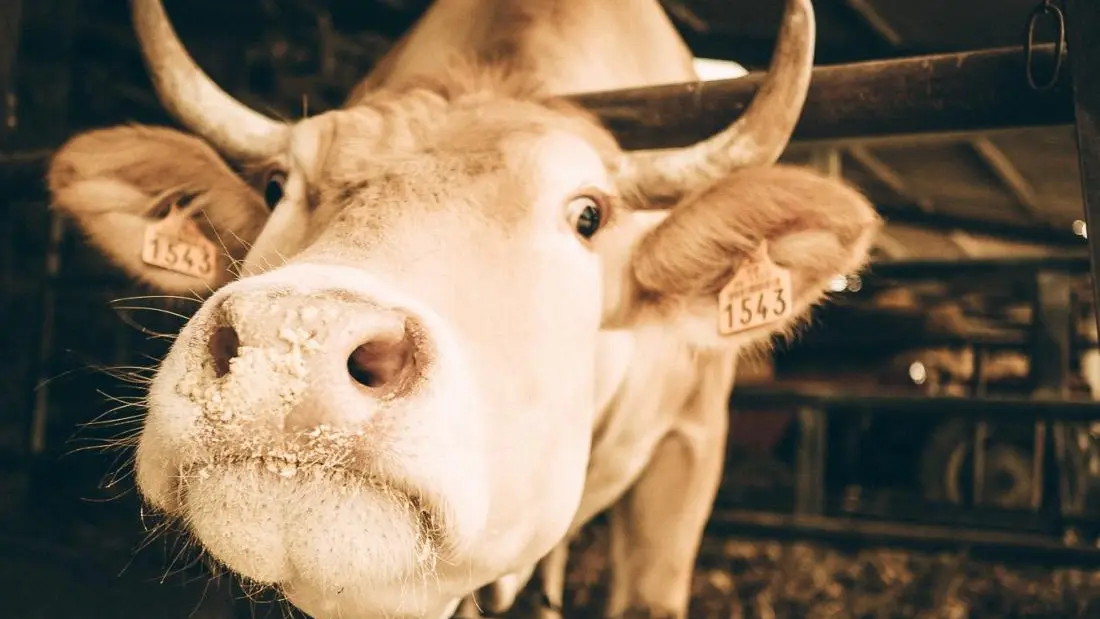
[[968, 136, 1044, 222], [876, 205, 1083, 247], [833, 0, 1043, 248], [832, 0, 947, 240], [658, 0, 709, 33], [872, 231, 915, 259], [846, 146, 934, 212], [675, 10, 899, 70], [1065, 0, 1100, 335], [869, 256, 1092, 280], [947, 231, 1067, 259], [810, 146, 842, 178], [728, 383, 1100, 423], [571, 44, 1074, 150], [788, 126, 1072, 151], [843, 0, 904, 48], [19, 0, 81, 459]]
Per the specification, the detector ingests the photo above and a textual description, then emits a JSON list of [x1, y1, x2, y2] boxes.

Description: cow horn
[[130, 0, 289, 161], [617, 0, 816, 201]]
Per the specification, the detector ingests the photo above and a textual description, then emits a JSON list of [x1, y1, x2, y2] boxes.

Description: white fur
[[138, 130, 617, 619]]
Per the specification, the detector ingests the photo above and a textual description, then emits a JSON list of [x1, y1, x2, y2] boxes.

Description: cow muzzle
[[200, 286, 429, 434], [134, 264, 493, 606], [139, 266, 456, 490]]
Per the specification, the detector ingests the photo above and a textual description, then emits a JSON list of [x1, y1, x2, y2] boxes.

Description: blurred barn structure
[[3, 0, 1100, 617]]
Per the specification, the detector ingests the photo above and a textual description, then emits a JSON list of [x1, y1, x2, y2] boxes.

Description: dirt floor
[[536, 524, 1100, 619], [5, 488, 1100, 618]]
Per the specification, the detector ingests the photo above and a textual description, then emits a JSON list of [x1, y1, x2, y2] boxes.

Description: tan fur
[[45, 3, 882, 619], [47, 80, 879, 619], [341, 62, 623, 164], [624, 165, 881, 351], [633, 166, 878, 298], [47, 125, 269, 294]]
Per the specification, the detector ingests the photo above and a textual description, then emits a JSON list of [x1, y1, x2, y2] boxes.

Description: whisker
[[227, 228, 254, 253], [110, 293, 204, 305], [111, 304, 193, 322], [76, 400, 146, 430], [198, 210, 237, 274], [112, 307, 182, 339], [161, 534, 204, 584], [120, 512, 178, 579], [36, 359, 158, 392]]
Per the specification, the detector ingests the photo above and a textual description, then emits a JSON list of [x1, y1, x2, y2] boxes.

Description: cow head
[[47, 1, 879, 617]]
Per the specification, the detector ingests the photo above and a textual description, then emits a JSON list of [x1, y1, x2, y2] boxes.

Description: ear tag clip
[[717, 240, 793, 335], [141, 195, 218, 281]]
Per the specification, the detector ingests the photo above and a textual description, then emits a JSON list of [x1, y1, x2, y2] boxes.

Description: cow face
[[156, 94, 628, 617], [54, 93, 624, 617], [50, 87, 878, 619], [45, 2, 879, 618]]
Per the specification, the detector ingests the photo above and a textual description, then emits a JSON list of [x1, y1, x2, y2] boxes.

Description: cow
[[45, 1, 881, 618]]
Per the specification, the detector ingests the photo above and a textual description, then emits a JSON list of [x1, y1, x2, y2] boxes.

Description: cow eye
[[567, 195, 604, 240], [264, 170, 287, 210]]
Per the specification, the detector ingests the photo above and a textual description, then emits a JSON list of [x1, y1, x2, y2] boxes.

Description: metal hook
[[1024, 0, 1066, 91]]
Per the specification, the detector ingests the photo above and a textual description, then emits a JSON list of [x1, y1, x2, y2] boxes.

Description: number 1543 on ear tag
[[718, 241, 793, 336], [141, 202, 218, 281]]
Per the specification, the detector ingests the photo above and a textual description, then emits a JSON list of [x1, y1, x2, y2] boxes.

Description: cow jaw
[[135, 262, 589, 619]]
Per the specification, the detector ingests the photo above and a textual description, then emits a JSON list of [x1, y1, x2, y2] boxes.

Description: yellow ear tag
[[717, 240, 793, 335], [141, 199, 218, 281]]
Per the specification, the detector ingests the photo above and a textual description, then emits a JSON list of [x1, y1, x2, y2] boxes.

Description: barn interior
[[2, 0, 1100, 617]]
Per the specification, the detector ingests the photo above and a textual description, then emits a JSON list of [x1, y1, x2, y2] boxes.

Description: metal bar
[[572, 45, 1073, 150], [705, 509, 1100, 568], [1031, 422, 1047, 511], [1029, 273, 1073, 521], [1031, 271, 1074, 529], [810, 147, 842, 178], [1065, 0, 1100, 341], [791, 150, 838, 516], [970, 346, 988, 506], [787, 483, 1100, 532], [794, 407, 826, 515], [1032, 271, 1074, 400], [728, 385, 1100, 423]]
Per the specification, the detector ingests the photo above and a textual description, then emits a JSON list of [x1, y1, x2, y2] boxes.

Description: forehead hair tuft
[[306, 59, 625, 193], [358, 58, 553, 105], [343, 57, 620, 155]]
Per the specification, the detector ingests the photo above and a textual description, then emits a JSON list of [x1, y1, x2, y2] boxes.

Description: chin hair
[[174, 462, 448, 590]]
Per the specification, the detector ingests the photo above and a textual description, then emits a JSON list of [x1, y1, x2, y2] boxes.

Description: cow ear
[[600, 165, 881, 351], [46, 124, 270, 295]]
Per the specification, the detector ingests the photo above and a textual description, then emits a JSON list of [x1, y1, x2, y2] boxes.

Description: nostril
[[347, 324, 417, 395], [208, 326, 241, 378]]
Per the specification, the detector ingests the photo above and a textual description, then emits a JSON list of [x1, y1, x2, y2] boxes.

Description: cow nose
[[208, 325, 240, 379], [203, 291, 423, 405], [206, 316, 417, 397], [345, 321, 417, 395]]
